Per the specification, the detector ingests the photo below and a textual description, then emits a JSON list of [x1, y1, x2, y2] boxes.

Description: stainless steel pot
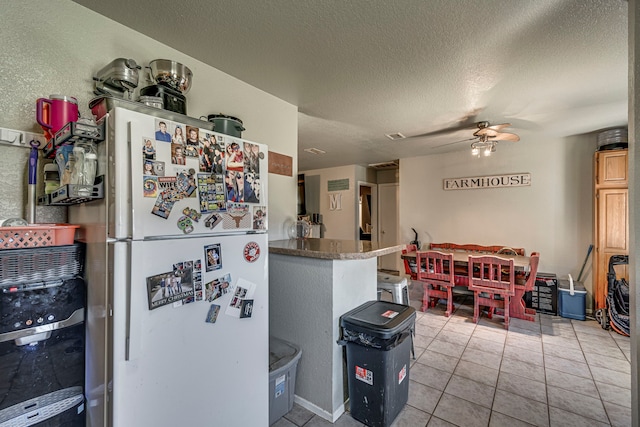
[[148, 59, 193, 94], [206, 114, 245, 138]]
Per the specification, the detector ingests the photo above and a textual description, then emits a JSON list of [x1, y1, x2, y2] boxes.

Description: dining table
[[401, 250, 536, 321]]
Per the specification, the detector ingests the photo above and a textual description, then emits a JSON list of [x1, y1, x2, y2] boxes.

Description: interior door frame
[[377, 182, 400, 271], [355, 181, 377, 242]]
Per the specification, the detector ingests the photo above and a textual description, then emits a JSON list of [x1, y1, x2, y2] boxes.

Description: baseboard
[[377, 268, 400, 276], [293, 395, 346, 423]]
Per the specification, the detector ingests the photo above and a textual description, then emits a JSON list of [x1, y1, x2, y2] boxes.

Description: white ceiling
[[72, 0, 628, 170]]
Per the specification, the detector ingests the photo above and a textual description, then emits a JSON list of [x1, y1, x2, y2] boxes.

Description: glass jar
[[71, 141, 98, 196], [287, 219, 311, 239]]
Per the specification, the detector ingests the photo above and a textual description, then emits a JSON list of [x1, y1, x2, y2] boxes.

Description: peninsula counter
[[268, 238, 403, 422]]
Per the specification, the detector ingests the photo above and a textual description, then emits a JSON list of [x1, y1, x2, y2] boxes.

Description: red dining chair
[[511, 251, 540, 321], [417, 251, 455, 316], [402, 244, 418, 280], [468, 255, 515, 329]]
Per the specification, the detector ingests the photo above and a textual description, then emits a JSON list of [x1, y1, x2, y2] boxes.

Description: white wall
[[399, 130, 598, 311], [0, 0, 297, 239], [301, 165, 368, 239]]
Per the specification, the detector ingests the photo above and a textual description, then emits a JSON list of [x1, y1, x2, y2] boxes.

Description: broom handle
[[577, 244, 594, 282]]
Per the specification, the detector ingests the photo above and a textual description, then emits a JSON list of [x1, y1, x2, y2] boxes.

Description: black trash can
[[339, 300, 416, 427]]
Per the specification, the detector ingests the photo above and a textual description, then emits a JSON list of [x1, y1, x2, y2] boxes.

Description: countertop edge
[[268, 241, 404, 260]]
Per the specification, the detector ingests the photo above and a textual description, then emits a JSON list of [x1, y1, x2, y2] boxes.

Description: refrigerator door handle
[[111, 240, 134, 362], [0, 308, 84, 345], [124, 241, 133, 361]]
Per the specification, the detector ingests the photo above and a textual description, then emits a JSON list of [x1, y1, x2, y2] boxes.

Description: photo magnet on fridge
[[205, 243, 222, 272], [143, 137, 157, 160], [226, 278, 256, 318], [239, 299, 254, 318], [204, 273, 232, 302], [154, 120, 172, 142], [146, 268, 194, 310], [252, 207, 266, 230], [205, 304, 221, 323], [151, 197, 174, 219]]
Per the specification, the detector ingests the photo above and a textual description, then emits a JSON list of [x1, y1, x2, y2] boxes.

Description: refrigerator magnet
[[182, 207, 201, 222], [243, 242, 260, 263], [177, 216, 194, 234], [225, 278, 256, 318], [143, 137, 157, 161], [205, 244, 222, 271], [204, 273, 232, 302], [143, 176, 158, 198], [151, 197, 174, 219], [205, 304, 221, 323], [204, 213, 222, 229], [239, 300, 254, 318], [252, 207, 266, 230]]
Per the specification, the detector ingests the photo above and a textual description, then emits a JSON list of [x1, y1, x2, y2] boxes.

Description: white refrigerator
[[70, 106, 269, 427]]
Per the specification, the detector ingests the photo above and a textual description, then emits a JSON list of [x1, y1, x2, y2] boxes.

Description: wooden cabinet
[[594, 149, 628, 309]]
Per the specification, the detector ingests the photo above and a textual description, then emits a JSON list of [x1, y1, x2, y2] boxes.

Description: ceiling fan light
[[471, 147, 479, 156], [484, 146, 491, 156]]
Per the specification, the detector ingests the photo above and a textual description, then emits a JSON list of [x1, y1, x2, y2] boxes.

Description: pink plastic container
[[36, 95, 79, 141]]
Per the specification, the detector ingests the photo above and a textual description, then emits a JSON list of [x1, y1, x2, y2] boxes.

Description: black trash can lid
[[341, 300, 416, 339]]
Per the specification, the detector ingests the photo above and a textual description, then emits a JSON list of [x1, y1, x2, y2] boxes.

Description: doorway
[[356, 182, 377, 242], [377, 183, 399, 272]]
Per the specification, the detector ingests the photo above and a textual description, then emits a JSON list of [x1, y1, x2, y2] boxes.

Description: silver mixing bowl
[[148, 59, 193, 94]]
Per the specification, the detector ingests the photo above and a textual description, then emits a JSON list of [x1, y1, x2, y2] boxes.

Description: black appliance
[[0, 244, 86, 427], [140, 83, 187, 115]]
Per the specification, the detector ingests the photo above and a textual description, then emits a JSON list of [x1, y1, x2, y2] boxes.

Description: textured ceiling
[[72, 0, 628, 170]]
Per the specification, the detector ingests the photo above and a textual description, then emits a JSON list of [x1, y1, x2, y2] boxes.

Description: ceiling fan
[[426, 121, 520, 156]]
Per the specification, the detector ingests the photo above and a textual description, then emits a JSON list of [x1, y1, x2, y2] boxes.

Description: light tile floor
[[273, 282, 632, 427]]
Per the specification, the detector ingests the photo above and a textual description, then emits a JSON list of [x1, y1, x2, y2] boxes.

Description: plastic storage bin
[[340, 300, 416, 427], [0, 224, 79, 250], [558, 277, 586, 320], [0, 243, 85, 286], [269, 336, 302, 425]]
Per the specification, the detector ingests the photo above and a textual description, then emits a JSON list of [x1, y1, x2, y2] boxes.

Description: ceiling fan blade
[[408, 109, 484, 138], [410, 124, 476, 139], [473, 123, 512, 137], [484, 123, 512, 132], [431, 137, 477, 149], [489, 132, 520, 142]]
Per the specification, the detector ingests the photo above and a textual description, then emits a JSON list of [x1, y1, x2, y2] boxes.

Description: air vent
[[385, 133, 406, 140], [304, 148, 326, 155], [368, 160, 399, 170]]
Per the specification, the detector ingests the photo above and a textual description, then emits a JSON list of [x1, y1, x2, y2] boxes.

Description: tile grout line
[[572, 320, 616, 426]]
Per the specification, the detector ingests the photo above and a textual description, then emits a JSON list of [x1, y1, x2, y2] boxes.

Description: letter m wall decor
[[329, 193, 342, 210]]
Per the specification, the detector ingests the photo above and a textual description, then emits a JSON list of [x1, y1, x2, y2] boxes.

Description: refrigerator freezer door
[[110, 108, 268, 240], [111, 234, 269, 427]]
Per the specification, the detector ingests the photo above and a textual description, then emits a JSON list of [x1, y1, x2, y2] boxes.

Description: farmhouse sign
[[443, 173, 531, 191]]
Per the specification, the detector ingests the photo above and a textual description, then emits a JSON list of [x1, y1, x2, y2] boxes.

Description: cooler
[[558, 277, 586, 320], [340, 300, 416, 427]]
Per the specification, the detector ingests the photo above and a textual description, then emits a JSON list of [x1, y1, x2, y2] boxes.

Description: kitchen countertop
[[268, 238, 404, 260]]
